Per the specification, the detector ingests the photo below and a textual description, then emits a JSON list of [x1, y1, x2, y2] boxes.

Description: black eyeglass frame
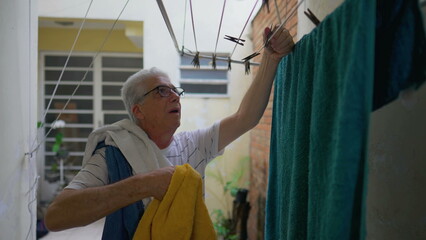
[[143, 85, 185, 98]]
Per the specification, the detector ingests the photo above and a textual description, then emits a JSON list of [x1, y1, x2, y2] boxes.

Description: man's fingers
[[269, 35, 293, 52]]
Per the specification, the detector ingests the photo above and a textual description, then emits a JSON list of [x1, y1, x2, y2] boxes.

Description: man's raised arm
[[218, 26, 294, 151]]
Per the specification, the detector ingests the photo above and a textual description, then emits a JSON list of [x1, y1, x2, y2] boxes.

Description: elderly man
[[44, 26, 294, 236]]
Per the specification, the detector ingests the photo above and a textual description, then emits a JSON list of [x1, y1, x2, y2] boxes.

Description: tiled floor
[[40, 218, 104, 240]]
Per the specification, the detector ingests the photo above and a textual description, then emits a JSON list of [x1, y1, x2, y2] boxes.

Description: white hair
[[121, 67, 170, 122]]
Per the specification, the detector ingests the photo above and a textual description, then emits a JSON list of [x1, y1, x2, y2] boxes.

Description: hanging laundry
[[265, 0, 375, 239], [373, 0, 426, 110]]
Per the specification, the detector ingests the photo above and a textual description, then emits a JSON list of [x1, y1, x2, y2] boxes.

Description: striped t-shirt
[[66, 122, 223, 190]]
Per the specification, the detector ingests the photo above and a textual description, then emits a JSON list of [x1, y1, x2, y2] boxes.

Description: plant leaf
[[52, 143, 60, 153]]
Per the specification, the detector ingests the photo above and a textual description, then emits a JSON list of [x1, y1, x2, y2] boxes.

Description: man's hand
[[45, 165, 175, 231], [264, 26, 295, 62], [143, 166, 175, 200]]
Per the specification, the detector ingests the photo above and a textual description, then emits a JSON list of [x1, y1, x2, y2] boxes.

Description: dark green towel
[[265, 0, 375, 239], [373, 0, 426, 110]]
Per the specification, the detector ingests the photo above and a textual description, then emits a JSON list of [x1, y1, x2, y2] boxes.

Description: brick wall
[[248, 1, 298, 239]]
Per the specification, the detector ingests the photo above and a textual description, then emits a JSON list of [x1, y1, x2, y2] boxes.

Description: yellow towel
[[133, 164, 217, 240]]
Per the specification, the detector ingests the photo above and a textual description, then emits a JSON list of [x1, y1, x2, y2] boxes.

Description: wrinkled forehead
[[144, 75, 174, 90]]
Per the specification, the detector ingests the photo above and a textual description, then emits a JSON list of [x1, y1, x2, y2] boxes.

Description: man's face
[[136, 75, 182, 134]]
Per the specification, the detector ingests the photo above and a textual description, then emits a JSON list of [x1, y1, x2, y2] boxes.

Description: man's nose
[[169, 91, 180, 102]]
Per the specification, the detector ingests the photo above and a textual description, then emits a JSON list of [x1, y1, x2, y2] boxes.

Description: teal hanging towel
[[265, 0, 375, 239]]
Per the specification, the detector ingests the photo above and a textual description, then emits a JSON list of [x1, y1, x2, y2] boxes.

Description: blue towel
[[265, 0, 375, 239], [92, 142, 144, 240]]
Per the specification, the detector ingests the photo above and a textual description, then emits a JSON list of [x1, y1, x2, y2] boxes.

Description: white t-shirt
[[66, 122, 223, 190]]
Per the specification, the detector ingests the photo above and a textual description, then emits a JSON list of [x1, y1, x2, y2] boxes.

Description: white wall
[[367, 85, 426, 239], [297, 0, 343, 40], [0, 0, 38, 239]]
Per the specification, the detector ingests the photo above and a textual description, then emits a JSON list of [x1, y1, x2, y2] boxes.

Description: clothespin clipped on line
[[212, 54, 217, 70], [224, 35, 246, 46], [304, 8, 320, 26], [227, 56, 232, 71], [181, 46, 185, 56], [191, 52, 200, 68], [242, 52, 261, 75], [263, 0, 270, 13], [244, 61, 251, 75], [264, 24, 274, 47]]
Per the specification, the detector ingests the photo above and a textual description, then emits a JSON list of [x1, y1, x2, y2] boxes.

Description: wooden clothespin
[[224, 35, 246, 46], [191, 52, 200, 68], [242, 52, 260, 75], [264, 24, 274, 47], [304, 8, 320, 26], [244, 61, 251, 75], [212, 54, 217, 70], [242, 52, 260, 62], [180, 46, 185, 56]]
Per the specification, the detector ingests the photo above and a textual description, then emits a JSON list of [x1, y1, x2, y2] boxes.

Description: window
[[41, 53, 142, 181], [180, 53, 229, 97]]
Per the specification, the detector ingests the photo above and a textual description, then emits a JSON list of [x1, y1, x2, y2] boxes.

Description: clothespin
[[212, 54, 217, 70], [263, 0, 270, 13], [224, 35, 246, 46], [264, 24, 274, 47], [180, 46, 185, 56], [227, 56, 232, 71], [242, 52, 261, 62], [244, 61, 251, 75], [191, 52, 200, 68], [304, 8, 320, 26], [242, 52, 260, 75]]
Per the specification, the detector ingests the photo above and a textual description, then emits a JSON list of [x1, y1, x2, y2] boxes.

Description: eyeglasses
[[143, 85, 185, 98]]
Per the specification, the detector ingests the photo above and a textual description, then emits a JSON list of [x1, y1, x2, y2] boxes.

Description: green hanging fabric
[[265, 0, 375, 239]]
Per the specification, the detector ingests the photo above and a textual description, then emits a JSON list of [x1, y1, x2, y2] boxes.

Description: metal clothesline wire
[[214, 0, 227, 55], [182, 49, 260, 66], [246, 0, 303, 61], [156, 0, 261, 65], [230, 0, 260, 58], [181, 0, 188, 50], [28, 0, 131, 155], [273, 0, 283, 24], [158, 0, 305, 66], [188, 0, 199, 52], [254, 0, 305, 54], [39, 0, 94, 131], [29, 0, 94, 155]]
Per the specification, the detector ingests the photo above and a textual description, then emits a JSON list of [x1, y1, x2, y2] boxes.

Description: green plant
[[211, 209, 238, 240], [52, 132, 63, 153]]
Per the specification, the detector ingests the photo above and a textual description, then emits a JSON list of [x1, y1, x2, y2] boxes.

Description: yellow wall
[[39, 19, 142, 53]]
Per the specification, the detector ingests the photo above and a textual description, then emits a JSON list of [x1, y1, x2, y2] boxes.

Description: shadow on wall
[[367, 84, 426, 239]]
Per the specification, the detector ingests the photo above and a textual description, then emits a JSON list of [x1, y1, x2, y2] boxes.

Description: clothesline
[[156, 0, 263, 66], [157, 0, 305, 68]]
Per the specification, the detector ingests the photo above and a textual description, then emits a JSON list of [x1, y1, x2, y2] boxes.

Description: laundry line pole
[[180, 50, 261, 66]]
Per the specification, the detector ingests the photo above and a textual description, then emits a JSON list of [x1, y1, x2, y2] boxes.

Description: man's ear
[[132, 104, 145, 120]]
